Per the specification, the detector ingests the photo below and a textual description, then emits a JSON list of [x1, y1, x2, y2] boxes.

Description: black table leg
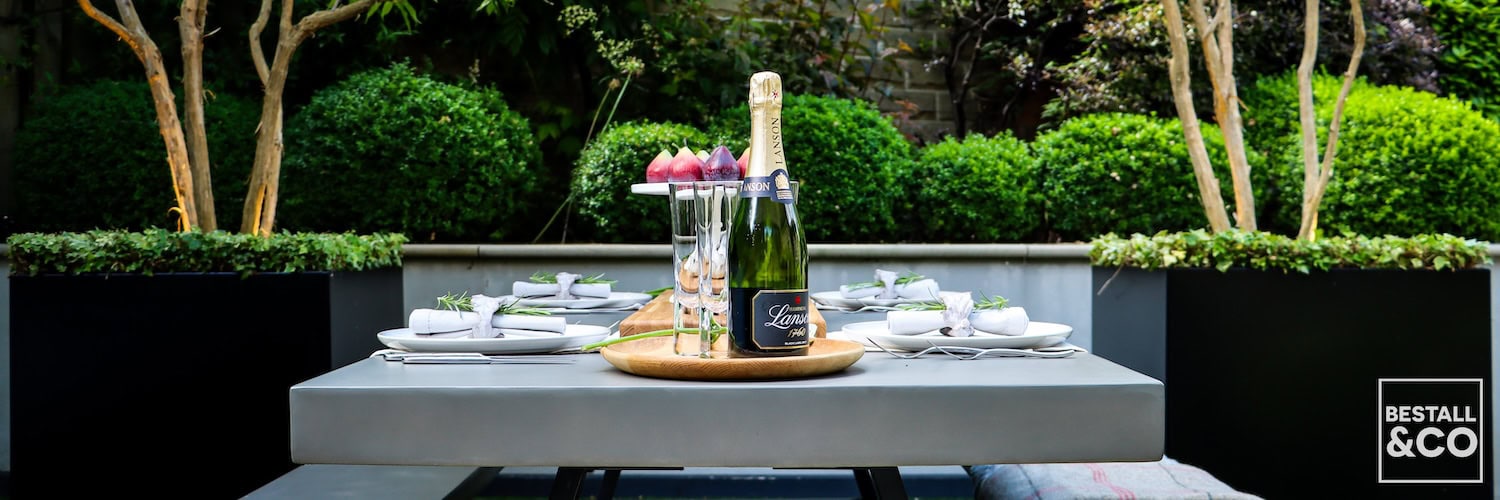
[[853, 467, 908, 499], [597, 469, 622, 500], [549, 467, 593, 500]]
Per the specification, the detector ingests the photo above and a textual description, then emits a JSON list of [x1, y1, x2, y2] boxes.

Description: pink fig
[[667, 147, 704, 182], [645, 149, 672, 183]]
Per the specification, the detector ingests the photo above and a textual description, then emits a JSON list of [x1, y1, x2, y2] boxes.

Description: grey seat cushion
[[969, 457, 1263, 500]]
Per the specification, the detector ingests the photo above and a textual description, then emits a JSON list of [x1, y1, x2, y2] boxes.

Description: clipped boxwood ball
[[570, 121, 709, 242], [710, 94, 911, 242], [1036, 113, 1249, 240], [909, 133, 1040, 242], [280, 63, 542, 242], [14, 80, 258, 232], [1258, 75, 1500, 239]]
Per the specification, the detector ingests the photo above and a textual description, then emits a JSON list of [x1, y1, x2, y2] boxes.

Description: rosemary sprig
[[435, 291, 552, 316], [895, 293, 1009, 311], [846, 271, 925, 290], [529, 271, 618, 284], [643, 285, 673, 298], [579, 326, 727, 352]]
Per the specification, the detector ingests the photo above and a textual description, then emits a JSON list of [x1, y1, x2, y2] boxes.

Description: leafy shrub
[[6, 230, 406, 276], [908, 134, 1040, 242], [1240, 71, 1377, 164], [710, 94, 912, 242], [570, 121, 708, 242], [280, 63, 542, 242], [1425, 0, 1500, 117], [1255, 78, 1500, 239], [1091, 230, 1489, 272], [1036, 113, 1254, 241], [14, 80, 259, 232]]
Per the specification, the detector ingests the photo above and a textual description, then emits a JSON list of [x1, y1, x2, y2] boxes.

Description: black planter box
[[1094, 268, 1492, 498], [10, 269, 402, 497]]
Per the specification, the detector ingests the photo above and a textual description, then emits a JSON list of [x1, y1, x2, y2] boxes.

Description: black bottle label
[[739, 169, 794, 204], [730, 288, 811, 351]]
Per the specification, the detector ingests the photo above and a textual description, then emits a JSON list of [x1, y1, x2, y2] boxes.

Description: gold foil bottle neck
[[749, 71, 782, 111]]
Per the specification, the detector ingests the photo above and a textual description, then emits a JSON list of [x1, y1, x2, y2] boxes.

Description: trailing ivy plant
[[7, 230, 407, 276], [1090, 230, 1490, 273]]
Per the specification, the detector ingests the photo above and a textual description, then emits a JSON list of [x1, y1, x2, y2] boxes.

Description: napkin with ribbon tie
[[838, 269, 941, 300], [885, 293, 1030, 337], [512, 272, 612, 300], [408, 295, 568, 339]]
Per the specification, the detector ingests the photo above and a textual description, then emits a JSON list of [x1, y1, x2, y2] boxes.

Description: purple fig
[[703, 145, 740, 181]]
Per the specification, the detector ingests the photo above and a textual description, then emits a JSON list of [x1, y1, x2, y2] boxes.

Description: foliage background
[[4, 0, 1499, 244]]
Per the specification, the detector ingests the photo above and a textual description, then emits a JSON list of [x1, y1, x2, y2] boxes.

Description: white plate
[[503, 292, 652, 310], [811, 291, 934, 309], [377, 324, 612, 354], [631, 183, 668, 196], [849, 320, 1074, 351]]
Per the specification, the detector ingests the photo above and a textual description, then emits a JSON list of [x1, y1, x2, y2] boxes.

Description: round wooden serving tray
[[600, 336, 865, 381]]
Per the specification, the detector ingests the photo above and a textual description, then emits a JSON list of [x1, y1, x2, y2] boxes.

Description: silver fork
[[869, 340, 1078, 360], [869, 340, 983, 359]]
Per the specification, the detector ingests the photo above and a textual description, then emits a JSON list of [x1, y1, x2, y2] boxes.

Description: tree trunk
[[1184, 0, 1256, 230], [178, 0, 215, 231], [78, 0, 198, 230], [1297, 0, 1365, 240], [242, 0, 378, 236], [1159, 0, 1231, 232]]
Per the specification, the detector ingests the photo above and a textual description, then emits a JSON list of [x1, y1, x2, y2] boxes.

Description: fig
[[668, 147, 704, 182], [703, 145, 740, 181], [696, 150, 710, 162], [645, 149, 672, 183], [736, 147, 750, 178]]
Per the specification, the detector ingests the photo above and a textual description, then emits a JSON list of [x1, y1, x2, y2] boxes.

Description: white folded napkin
[[408, 307, 567, 339], [513, 272, 613, 300], [839, 269, 941, 300], [886, 293, 1030, 337]]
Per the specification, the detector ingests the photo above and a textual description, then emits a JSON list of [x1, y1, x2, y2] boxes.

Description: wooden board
[[620, 290, 827, 338], [600, 336, 864, 381]]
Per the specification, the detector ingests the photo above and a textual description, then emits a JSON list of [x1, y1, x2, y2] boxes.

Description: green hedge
[[1245, 73, 1500, 239], [14, 80, 259, 232], [1091, 230, 1489, 272], [1425, 0, 1500, 117], [6, 230, 407, 276], [710, 94, 911, 242], [280, 63, 543, 242], [570, 121, 709, 242], [1036, 113, 1252, 241], [909, 134, 1040, 242]]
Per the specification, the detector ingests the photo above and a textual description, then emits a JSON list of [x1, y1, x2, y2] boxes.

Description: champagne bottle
[[727, 71, 810, 357]]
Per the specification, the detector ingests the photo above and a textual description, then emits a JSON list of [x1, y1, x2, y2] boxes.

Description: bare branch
[[250, 0, 272, 85], [1185, 0, 1226, 101], [1161, 0, 1232, 232], [293, 0, 376, 44], [77, 0, 143, 62]]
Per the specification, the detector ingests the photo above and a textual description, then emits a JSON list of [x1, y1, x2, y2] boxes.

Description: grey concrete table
[[290, 352, 1163, 498]]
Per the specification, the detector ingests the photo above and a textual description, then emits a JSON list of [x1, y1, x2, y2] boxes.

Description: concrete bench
[[969, 457, 1262, 499], [243, 465, 498, 499]]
